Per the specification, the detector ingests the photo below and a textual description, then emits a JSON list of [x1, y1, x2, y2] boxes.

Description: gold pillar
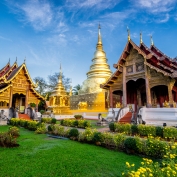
[[123, 64, 127, 107], [145, 65, 151, 107], [168, 80, 175, 106], [9, 85, 13, 108]]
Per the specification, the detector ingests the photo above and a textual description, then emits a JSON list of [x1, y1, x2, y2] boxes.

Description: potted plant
[[74, 115, 83, 120], [30, 103, 36, 108]]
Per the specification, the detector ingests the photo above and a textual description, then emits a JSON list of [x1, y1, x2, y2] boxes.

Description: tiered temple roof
[[101, 34, 177, 89]]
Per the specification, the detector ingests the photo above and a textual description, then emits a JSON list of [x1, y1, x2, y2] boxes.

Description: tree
[[72, 84, 81, 95], [33, 77, 48, 95], [48, 72, 71, 92]]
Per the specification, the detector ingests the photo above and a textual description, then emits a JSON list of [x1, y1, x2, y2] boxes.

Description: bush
[[131, 124, 138, 135], [109, 122, 115, 132], [40, 110, 45, 114], [52, 125, 65, 136], [114, 133, 126, 149], [72, 120, 78, 127], [27, 121, 38, 131], [51, 118, 57, 124], [138, 124, 156, 136], [35, 123, 46, 134], [78, 128, 97, 142], [10, 118, 20, 126], [41, 118, 52, 124], [68, 128, 79, 138], [60, 119, 64, 125], [114, 123, 131, 135], [9, 126, 20, 137], [124, 137, 137, 152], [163, 127, 177, 139], [156, 126, 163, 137], [92, 132, 103, 144]]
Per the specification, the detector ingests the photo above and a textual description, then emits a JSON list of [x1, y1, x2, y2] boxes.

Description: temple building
[[70, 25, 114, 111], [0, 60, 44, 113], [101, 31, 177, 111], [48, 64, 71, 114]]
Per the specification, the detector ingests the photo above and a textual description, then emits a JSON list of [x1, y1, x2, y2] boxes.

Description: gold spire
[[140, 31, 143, 44], [15, 57, 17, 63], [150, 35, 154, 46], [8, 58, 10, 64], [24, 57, 26, 64], [98, 23, 102, 45], [127, 26, 130, 41], [59, 63, 62, 83]]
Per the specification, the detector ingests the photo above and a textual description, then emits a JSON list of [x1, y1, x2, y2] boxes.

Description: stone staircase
[[18, 114, 31, 120], [119, 112, 132, 123]]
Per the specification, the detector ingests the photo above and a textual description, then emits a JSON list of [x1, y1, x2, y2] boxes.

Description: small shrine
[[48, 65, 71, 115]]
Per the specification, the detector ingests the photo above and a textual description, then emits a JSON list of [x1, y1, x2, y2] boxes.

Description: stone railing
[[137, 107, 177, 126]]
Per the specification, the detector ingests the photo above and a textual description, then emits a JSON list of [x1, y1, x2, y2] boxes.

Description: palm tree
[[72, 84, 81, 95]]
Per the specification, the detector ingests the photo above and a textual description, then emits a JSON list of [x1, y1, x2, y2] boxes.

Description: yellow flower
[[131, 164, 135, 167], [122, 172, 124, 175], [149, 173, 153, 176]]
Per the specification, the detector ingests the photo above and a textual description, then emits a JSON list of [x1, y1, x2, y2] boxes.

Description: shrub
[[124, 137, 137, 152], [52, 125, 65, 136], [83, 120, 91, 128], [109, 122, 115, 132], [51, 118, 57, 124], [92, 132, 103, 144], [41, 118, 52, 124], [138, 124, 156, 136], [114, 123, 131, 135], [27, 121, 38, 131], [40, 110, 45, 114], [131, 124, 138, 135], [35, 123, 46, 134], [60, 119, 64, 125], [68, 128, 79, 138], [156, 126, 163, 137], [113, 133, 126, 149], [10, 118, 20, 126], [48, 125, 54, 132], [163, 127, 177, 139], [30, 103, 36, 107], [102, 132, 115, 147], [134, 136, 145, 154], [72, 120, 78, 127], [8, 126, 20, 137], [78, 128, 97, 142]]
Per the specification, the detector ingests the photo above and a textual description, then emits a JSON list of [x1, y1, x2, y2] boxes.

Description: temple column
[[9, 85, 13, 108], [145, 65, 152, 107], [123, 64, 127, 107], [168, 80, 175, 107], [109, 87, 113, 108], [25, 86, 29, 108], [137, 90, 141, 107]]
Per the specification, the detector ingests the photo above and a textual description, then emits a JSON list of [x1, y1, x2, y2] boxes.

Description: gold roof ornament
[[150, 35, 154, 46], [15, 57, 17, 63], [8, 58, 10, 64], [140, 31, 143, 44], [127, 26, 131, 41], [24, 57, 26, 64]]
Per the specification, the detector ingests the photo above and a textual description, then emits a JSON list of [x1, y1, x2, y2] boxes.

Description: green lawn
[[0, 125, 142, 177]]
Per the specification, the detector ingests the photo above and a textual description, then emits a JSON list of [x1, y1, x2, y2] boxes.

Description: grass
[[0, 125, 143, 177]]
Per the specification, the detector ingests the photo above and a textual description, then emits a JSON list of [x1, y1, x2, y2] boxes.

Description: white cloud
[[134, 0, 176, 13], [66, 0, 119, 10], [6, 0, 53, 31], [156, 14, 170, 23], [0, 35, 12, 42]]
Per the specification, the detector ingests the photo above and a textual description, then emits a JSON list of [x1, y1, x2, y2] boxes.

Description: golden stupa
[[70, 24, 112, 111], [49, 64, 71, 114]]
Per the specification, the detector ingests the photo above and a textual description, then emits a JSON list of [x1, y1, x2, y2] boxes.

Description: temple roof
[[0, 61, 44, 100], [101, 35, 177, 89]]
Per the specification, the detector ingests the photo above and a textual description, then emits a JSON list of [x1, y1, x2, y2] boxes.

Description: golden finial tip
[[150, 35, 154, 46], [127, 26, 130, 41], [140, 31, 143, 44]]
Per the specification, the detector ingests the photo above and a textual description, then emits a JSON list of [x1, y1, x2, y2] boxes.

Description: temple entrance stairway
[[119, 112, 133, 123], [18, 114, 31, 120]]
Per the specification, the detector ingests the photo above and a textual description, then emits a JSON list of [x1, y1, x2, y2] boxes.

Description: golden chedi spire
[[51, 64, 67, 97], [80, 24, 112, 94]]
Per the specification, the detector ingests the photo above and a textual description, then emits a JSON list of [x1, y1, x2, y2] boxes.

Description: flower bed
[[110, 123, 177, 140]]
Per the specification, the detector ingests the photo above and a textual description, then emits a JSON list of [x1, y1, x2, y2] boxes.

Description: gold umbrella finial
[[150, 35, 154, 46], [127, 26, 130, 41], [140, 31, 143, 44]]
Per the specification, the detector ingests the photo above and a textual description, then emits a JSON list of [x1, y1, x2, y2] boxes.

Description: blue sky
[[0, 0, 177, 87]]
